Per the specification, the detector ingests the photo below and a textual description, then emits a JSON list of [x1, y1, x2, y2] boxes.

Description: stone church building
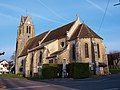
[[15, 16, 109, 77]]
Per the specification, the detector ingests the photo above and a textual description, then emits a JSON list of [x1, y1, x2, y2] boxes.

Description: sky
[[0, 0, 120, 61]]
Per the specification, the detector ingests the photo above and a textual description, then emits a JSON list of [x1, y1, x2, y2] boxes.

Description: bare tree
[[0, 52, 5, 56], [114, 0, 120, 6], [108, 51, 120, 68], [10, 51, 16, 62]]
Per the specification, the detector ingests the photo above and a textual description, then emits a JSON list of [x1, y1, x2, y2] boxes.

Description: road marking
[[5, 85, 50, 90], [104, 88, 119, 90]]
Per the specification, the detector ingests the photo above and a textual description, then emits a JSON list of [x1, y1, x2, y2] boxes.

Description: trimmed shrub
[[42, 64, 62, 79], [42, 63, 89, 79], [69, 63, 89, 79]]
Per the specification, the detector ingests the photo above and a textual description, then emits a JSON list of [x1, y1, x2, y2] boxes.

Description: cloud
[[0, 13, 19, 21], [36, 0, 69, 22], [0, 3, 64, 24], [0, 3, 25, 14], [30, 12, 63, 24], [86, 0, 111, 16]]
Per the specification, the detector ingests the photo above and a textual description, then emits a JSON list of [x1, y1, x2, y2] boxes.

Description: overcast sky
[[0, 0, 120, 60]]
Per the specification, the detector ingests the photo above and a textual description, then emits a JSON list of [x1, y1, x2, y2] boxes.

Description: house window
[[49, 60, 53, 63], [97, 44, 100, 58], [72, 44, 76, 60], [85, 43, 89, 58]]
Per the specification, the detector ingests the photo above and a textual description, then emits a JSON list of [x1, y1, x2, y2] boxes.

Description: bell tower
[[15, 16, 35, 74]]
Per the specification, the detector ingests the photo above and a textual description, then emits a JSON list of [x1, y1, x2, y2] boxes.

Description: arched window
[[29, 26, 31, 33], [72, 44, 76, 60], [85, 43, 89, 58], [97, 44, 100, 58], [19, 29, 21, 35], [61, 42, 65, 47], [30, 53, 34, 76], [26, 26, 29, 33], [39, 52, 42, 64]]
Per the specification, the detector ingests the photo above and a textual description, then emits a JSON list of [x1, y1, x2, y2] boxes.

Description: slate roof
[[20, 16, 27, 25], [19, 19, 102, 57], [42, 21, 75, 43], [50, 48, 66, 56], [19, 31, 49, 57], [19, 21, 74, 57], [70, 24, 103, 40], [0, 59, 8, 63]]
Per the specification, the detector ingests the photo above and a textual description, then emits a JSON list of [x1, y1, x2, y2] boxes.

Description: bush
[[0, 74, 25, 79], [42, 63, 89, 79], [42, 64, 62, 79], [69, 63, 89, 79], [110, 69, 120, 74]]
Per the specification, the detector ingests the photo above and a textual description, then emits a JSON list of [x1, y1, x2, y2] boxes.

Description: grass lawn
[[0, 74, 25, 79], [109, 68, 120, 74]]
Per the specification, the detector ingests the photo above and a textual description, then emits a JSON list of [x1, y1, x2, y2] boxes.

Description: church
[[15, 16, 109, 77]]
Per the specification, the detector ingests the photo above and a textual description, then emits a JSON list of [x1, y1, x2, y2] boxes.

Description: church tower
[[15, 16, 35, 74]]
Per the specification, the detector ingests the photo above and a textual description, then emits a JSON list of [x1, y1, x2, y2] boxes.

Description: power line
[[98, 0, 110, 33], [36, 0, 69, 22]]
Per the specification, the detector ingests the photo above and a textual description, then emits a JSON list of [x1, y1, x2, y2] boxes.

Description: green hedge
[[42, 64, 62, 79], [69, 63, 89, 79], [110, 69, 120, 74], [42, 63, 89, 79]]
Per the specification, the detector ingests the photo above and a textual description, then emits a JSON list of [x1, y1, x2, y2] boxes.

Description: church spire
[[76, 14, 82, 24], [15, 15, 35, 74], [16, 15, 35, 57]]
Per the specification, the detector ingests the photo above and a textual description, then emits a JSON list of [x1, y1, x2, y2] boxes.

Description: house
[[8, 61, 15, 74], [0, 60, 9, 74], [15, 16, 109, 77], [108, 52, 120, 68]]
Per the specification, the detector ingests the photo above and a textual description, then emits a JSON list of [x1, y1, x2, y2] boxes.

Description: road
[[0, 74, 120, 90], [0, 78, 73, 90]]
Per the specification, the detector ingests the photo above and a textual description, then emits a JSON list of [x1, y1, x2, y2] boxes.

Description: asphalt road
[[0, 78, 74, 90], [0, 74, 120, 90]]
